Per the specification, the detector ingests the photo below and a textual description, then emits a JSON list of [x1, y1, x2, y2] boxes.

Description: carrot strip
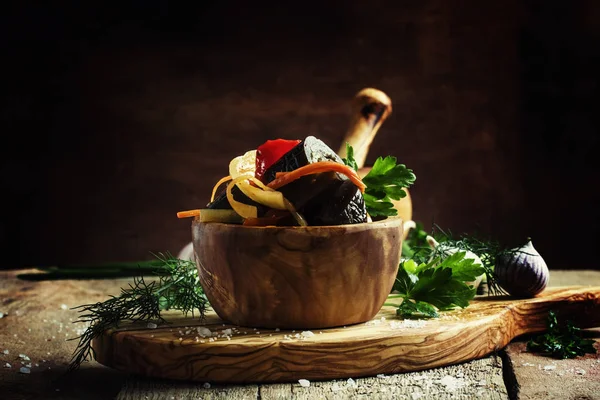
[[211, 175, 233, 202], [267, 162, 366, 193], [177, 209, 201, 219]]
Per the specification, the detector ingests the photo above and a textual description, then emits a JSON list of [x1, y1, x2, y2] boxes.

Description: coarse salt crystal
[[377, 374, 388, 379], [2, 350, 8, 355], [147, 322, 158, 329], [439, 376, 465, 391], [275, 328, 280, 332], [222, 329, 232, 336], [346, 378, 357, 387], [197, 327, 212, 337], [203, 382, 211, 389], [301, 331, 315, 338], [19, 367, 30, 374], [543, 365, 556, 371], [298, 379, 310, 387], [60, 304, 68, 310], [331, 383, 341, 391], [575, 368, 586, 375], [18, 354, 30, 361], [4, 363, 11, 368], [0, 312, 4, 318]]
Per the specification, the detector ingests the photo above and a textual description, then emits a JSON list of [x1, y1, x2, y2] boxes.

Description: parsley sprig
[[388, 251, 485, 318], [527, 311, 596, 359], [343, 143, 416, 218]]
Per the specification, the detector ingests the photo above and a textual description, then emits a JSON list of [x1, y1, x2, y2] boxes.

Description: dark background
[[1, 1, 598, 269]]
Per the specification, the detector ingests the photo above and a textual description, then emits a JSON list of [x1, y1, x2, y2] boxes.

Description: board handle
[[338, 88, 392, 169]]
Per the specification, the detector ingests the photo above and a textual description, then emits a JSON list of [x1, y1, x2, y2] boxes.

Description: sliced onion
[[210, 175, 232, 202], [227, 175, 307, 226], [236, 180, 287, 210], [229, 150, 257, 179], [226, 177, 258, 219]]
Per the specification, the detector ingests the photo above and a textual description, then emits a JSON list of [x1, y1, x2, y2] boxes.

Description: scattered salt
[[0, 312, 4, 318], [222, 329, 232, 336], [2, 350, 9, 355], [60, 304, 68, 310], [4, 363, 11, 368], [377, 374, 388, 379], [298, 379, 310, 387], [390, 320, 427, 329], [147, 322, 158, 329], [543, 365, 556, 371], [203, 382, 211, 389], [331, 383, 341, 392], [301, 331, 315, 338], [19, 367, 30, 374], [522, 362, 535, 367], [346, 378, 357, 387], [197, 327, 212, 337], [18, 354, 30, 361], [439, 376, 465, 391], [575, 368, 586, 375]]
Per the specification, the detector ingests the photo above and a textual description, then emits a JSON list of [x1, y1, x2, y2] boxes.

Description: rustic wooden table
[[1, 269, 599, 400]]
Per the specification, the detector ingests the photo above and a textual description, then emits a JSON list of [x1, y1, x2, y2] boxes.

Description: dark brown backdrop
[[1, 1, 599, 269]]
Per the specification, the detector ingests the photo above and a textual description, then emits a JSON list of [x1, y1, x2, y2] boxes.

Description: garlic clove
[[494, 240, 549, 298]]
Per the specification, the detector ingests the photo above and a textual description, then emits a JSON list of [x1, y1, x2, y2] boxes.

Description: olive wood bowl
[[192, 217, 403, 329]]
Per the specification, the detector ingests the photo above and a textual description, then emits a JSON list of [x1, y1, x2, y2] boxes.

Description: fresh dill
[[68, 252, 209, 372]]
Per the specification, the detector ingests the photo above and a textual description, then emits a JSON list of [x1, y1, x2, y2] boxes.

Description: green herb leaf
[[357, 152, 416, 217], [342, 142, 359, 172], [436, 251, 485, 284], [392, 252, 479, 319], [397, 299, 439, 318], [527, 311, 597, 359]]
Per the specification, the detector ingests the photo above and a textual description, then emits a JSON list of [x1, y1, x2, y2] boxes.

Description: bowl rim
[[191, 215, 403, 232]]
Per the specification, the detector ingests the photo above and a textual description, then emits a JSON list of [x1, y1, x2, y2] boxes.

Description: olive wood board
[[92, 286, 600, 384]]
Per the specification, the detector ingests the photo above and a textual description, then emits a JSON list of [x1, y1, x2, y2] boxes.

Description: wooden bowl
[[192, 217, 403, 329]]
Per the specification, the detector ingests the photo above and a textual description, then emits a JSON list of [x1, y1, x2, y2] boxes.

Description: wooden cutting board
[[93, 286, 600, 384]]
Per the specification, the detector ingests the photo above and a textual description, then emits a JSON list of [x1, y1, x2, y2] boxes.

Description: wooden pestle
[[338, 88, 413, 235]]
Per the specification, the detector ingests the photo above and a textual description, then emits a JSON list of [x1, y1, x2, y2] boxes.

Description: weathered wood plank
[[117, 379, 258, 400], [117, 356, 508, 400]]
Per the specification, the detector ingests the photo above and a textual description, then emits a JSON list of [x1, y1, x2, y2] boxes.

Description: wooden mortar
[[192, 216, 404, 329], [338, 88, 413, 236]]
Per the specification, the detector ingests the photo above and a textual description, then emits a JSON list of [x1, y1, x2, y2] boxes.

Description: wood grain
[[191, 217, 403, 329], [93, 286, 600, 384]]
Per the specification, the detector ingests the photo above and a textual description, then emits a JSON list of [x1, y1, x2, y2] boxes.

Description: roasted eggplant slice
[[262, 136, 343, 183], [301, 180, 367, 225]]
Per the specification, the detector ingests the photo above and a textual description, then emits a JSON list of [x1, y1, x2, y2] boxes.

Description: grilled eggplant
[[263, 136, 367, 225], [207, 136, 367, 226]]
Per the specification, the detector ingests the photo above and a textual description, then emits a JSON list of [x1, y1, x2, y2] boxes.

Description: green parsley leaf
[[397, 299, 439, 318], [435, 251, 485, 284], [391, 251, 479, 319], [527, 311, 597, 359], [342, 142, 359, 172], [361, 154, 416, 217]]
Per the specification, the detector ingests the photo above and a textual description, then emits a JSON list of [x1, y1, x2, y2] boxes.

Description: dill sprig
[[67, 252, 209, 372]]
